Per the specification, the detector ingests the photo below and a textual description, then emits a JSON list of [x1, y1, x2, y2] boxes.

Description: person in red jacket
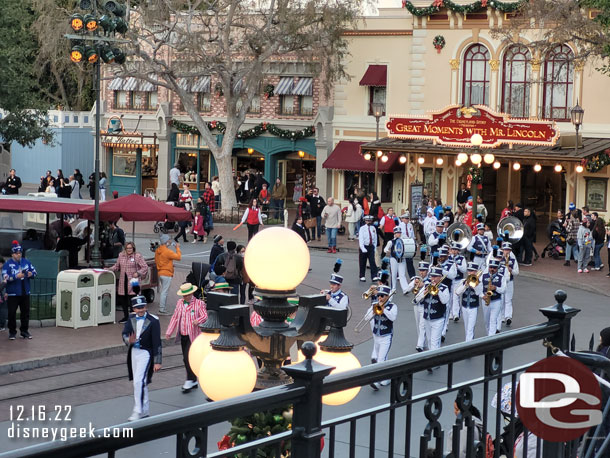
[[379, 207, 398, 246], [241, 198, 264, 241]]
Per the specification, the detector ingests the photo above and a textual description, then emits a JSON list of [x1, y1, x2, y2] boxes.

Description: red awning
[[0, 196, 91, 214], [359, 65, 387, 86], [323, 141, 400, 173], [78, 193, 193, 222]]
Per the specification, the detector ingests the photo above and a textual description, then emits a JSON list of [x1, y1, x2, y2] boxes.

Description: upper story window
[[110, 77, 158, 111], [542, 45, 574, 121], [359, 64, 387, 116], [501, 45, 532, 118], [462, 44, 490, 106], [368, 87, 386, 116]]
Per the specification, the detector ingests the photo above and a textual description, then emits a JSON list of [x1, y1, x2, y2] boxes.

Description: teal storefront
[[170, 132, 316, 200]]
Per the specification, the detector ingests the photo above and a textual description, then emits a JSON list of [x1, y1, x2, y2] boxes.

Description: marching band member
[[468, 223, 492, 267], [406, 261, 430, 352], [359, 215, 379, 282], [399, 213, 417, 278], [448, 242, 467, 322], [414, 266, 450, 356], [498, 242, 519, 327], [455, 262, 483, 342], [369, 285, 398, 391], [480, 259, 506, 336], [439, 245, 457, 341], [384, 226, 409, 294], [323, 259, 348, 310], [428, 220, 447, 256]]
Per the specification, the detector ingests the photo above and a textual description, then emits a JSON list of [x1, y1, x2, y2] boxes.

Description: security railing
[[4, 290, 608, 458]]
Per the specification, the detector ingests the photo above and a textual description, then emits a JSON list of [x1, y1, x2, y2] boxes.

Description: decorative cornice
[[449, 59, 460, 70], [342, 30, 413, 37]]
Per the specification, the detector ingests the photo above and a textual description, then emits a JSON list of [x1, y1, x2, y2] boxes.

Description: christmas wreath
[[583, 153, 610, 173], [402, 0, 525, 16], [168, 119, 315, 140], [467, 165, 483, 185], [214, 82, 224, 97], [433, 35, 446, 53], [263, 84, 275, 99]]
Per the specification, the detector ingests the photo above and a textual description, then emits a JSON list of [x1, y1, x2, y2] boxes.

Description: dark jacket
[[215, 251, 244, 284], [456, 188, 471, 205], [167, 184, 180, 203], [523, 215, 536, 240], [122, 313, 162, 384], [5, 176, 22, 195], [513, 208, 524, 222], [292, 222, 308, 242], [56, 236, 87, 268], [209, 243, 225, 266], [307, 195, 325, 217]]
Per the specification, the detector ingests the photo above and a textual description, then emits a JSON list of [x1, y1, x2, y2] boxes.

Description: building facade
[[317, 2, 610, 222]]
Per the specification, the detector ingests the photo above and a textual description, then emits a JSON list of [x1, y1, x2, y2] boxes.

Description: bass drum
[[402, 238, 417, 259]]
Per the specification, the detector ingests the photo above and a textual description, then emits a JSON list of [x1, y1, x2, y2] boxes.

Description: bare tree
[[492, 0, 609, 69], [113, 0, 365, 212]]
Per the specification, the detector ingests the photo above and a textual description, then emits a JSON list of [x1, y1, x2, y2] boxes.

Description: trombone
[[414, 275, 447, 303], [362, 285, 378, 300], [464, 269, 483, 288], [354, 290, 395, 333]]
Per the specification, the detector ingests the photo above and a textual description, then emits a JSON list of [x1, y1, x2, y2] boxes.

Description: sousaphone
[[497, 216, 524, 243], [446, 222, 472, 250]]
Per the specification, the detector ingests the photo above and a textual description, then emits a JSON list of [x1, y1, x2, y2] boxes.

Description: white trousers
[[473, 255, 486, 269], [482, 299, 502, 336], [503, 280, 514, 320], [451, 285, 461, 318], [389, 258, 409, 293], [414, 304, 426, 349], [100, 188, 106, 201], [442, 292, 452, 336], [425, 318, 444, 351], [131, 348, 150, 415], [462, 306, 479, 342], [371, 334, 392, 362], [158, 275, 172, 312]]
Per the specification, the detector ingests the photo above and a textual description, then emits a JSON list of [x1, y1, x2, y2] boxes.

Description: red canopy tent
[[78, 193, 192, 222]]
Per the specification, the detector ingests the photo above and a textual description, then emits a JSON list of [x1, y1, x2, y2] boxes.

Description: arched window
[[543, 45, 574, 120], [501, 45, 531, 117], [462, 44, 490, 106]]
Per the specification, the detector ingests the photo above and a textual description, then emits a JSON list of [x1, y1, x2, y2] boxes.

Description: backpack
[[475, 424, 495, 458], [224, 253, 239, 280]]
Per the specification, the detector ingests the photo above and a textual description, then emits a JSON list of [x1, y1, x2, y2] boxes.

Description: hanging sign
[[386, 105, 559, 148]]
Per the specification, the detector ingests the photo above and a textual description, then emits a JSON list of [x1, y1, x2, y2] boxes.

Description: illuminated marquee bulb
[[436, 157, 444, 166], [533, 164, 542, 172], [576, 165, 584, 173], [417, 157, 425, 165], [381, 155, 389, 163], [455, 159, 462, 166], [470, 153, 482, 165], [399, 155, 407, 164], [513, 162, 521, 171], [493, 161, 501, 170], [364, 152, 371, 161], [483, 153, 495, 164], [457, 152, 468, 163], [554, 164, 563, 173]]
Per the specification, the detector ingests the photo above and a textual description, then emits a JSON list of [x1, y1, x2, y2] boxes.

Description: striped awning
[[178, 78, 191, 91], [123, 77, 139, 91], [108, 77, 125, 91], [191, 76, 211, 93], [233, 78, 244, 94], [138, 79, 157, 92], [275, 77, 294, 95], [293, 77, 313, 96]]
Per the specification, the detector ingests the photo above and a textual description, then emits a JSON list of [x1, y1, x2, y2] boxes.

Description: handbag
[[304, 218, 317, 229]]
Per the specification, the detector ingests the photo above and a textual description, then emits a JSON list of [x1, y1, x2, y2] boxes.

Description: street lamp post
[[469, 134, 484, 225], [372, 102, 384, 194], [571, 101, 585, 206]]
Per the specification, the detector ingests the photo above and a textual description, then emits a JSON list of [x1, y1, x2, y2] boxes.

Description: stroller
[[541, 220, 566, 259], [153, 220, 179, 234]]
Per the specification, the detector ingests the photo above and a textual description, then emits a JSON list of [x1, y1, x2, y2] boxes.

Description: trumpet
[[354, 290, 396, 333], [414, 275, 447, 302], [411, 276, 423, 295], [465, 269, 483, 288], [362, 285, 378, 300]]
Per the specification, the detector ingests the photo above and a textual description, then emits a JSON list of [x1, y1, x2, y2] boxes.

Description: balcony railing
[[7, 291, 609, 458]]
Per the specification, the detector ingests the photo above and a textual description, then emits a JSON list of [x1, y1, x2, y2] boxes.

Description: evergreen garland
[[402, 0, 525, 17], [468, 165, 483, 184], [168, 119, 315, 140], [584, 153, 610, 173]]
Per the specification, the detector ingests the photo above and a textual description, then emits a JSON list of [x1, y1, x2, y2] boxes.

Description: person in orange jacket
[[155, 234, 181, 315]]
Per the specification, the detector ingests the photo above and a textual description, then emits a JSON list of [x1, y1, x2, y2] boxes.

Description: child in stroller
[[541, 220, 566, 259]]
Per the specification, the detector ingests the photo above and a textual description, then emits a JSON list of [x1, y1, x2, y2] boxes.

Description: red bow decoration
[[481, 0, 488, 6], [432, 0, 443, 6], [217, 435, 234, 451]]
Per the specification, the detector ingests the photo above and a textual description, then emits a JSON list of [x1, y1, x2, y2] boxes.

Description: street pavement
[[1, 238, 608, 457]]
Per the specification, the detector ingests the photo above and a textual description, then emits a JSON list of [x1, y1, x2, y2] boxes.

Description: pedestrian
[[258, 183, 271, 213], [444, 206, 454, 225], [167, 183, 180, 203], [592, 214, 605, 270], [109, 242, 149, 323], [564, 207, 580, 266], [192, 210, 206, 243], [211, 175, 221, 209], [56, 171, 71, 198], [87, 174, 96, 199], [306, 187, 325, 241], [2, 241, 37, 339], [476, 196, 488, 223], [0, 257, 6, 332], [5, 169, 22, 195], [500, 200, 514, 219], [68, 175, 80, 205], [209, 235, 225, 268], [74, 169, 84, 193], [291, 216, 308, 242], [577, 216, 593, 273], [520, 208, 536, 266], [321, 197, 342, 253], [423, 207, 437, 241], [165, 282, 208, 392], [240, 198, 264, 241], [174, 219, 190, 243], [433, 199, 444, 220], [108, 221, 126, 258], [455, 262, 483, 342], [345, 197, 360, 241], [122, 295, 162, 421], [368, 285, 397, 391], [155, 234, 181, 315], [271, 178, 287, 222], [296, 196, 312, 242], [379, 207, 398, 246], [606, 225, 610, 278], [456, 182, 470, 208], [99, 172, 107, 201], [55, 226, 87, 269], [202, 181, 215, 233], [180, 183, 193, 211], [236, 244, 254, 304], [358, 215, 379, 281], [214, 241, 244, 296], [169, 162, 181, 188]]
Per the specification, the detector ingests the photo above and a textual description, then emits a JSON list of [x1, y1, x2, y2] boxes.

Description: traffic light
[[70, 13, 84, 32], [70, 44, 85, 63]]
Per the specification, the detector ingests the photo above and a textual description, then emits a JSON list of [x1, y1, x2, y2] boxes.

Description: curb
[[518, 270, 610, 297]]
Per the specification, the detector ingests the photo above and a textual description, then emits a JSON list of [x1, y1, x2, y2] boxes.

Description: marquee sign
[[386, 105, 559, 148]]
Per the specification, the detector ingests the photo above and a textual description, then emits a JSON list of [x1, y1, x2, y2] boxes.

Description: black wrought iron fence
[[4, 291, 609, 458], [26, 277, 56, 321]]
